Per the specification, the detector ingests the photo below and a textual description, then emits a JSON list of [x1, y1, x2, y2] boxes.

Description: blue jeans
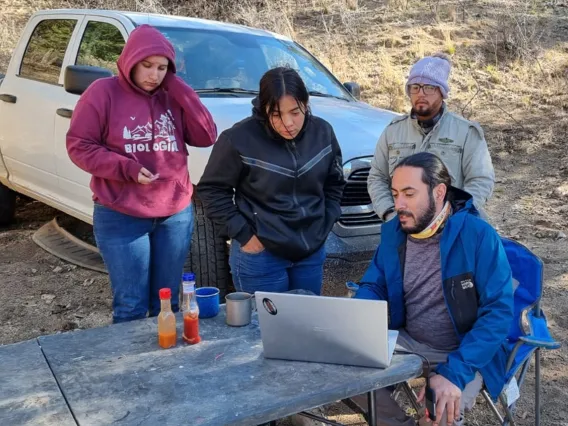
[[93, 203, 193, 323], [229, 240, 325, 295]]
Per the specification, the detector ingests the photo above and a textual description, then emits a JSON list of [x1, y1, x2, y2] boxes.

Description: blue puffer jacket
[[354, 188, 513, 400]]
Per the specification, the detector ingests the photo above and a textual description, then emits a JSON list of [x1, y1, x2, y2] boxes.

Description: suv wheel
[[185, 195, 232, 298], [0, 183, 16, 226]]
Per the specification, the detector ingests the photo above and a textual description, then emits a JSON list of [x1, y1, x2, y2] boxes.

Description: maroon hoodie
[[66, 24, 217, 218]]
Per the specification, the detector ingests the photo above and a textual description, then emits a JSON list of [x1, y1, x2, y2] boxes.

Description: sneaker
[[289, 406, 327, 426]]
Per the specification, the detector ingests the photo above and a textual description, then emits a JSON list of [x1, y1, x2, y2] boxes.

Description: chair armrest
[[524, 309, 561, 350], [518, 335, 561, 350]]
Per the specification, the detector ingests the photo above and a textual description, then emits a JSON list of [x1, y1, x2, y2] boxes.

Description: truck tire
[[0, 183, 17, 226], [186, 195, 232, 298]]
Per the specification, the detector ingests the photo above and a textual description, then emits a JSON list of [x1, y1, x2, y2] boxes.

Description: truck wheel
[[0, 183, 17, 226], [185, 195, 232, 298]]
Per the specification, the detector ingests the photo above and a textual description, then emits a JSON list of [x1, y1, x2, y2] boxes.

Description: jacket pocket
[[239, 246, 266, 255], [112, 179, 189, 210], [443, 272, 478, 335], [388, 142, 416, 174], [428, 143, 463, 184], [108, 184, 127, 206]]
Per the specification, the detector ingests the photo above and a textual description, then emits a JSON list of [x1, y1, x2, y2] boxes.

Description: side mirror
[[64, 65, 113, 95], [343, 82, 361, 100]]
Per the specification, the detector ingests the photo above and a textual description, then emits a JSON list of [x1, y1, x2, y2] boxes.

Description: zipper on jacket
[[450, 280, 466, 333], [286, 141, 310, 252], [443, 278, 462, 339], [419, 113, 445, 150]]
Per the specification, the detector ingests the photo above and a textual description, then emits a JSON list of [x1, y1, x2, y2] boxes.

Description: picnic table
[[0, 306, 422, 425]]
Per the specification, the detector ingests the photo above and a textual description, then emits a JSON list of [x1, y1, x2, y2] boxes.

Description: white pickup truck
[[0, 9, 398, 294]]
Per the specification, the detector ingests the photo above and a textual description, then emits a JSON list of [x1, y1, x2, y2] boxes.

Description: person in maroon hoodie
[[66, 25, 217, 323]]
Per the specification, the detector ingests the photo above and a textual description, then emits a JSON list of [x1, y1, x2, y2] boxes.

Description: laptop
[[255, 291, 398, 369]]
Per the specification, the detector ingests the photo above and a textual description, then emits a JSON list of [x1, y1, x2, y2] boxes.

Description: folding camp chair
[[478, 237, 561, 426], [344, 237, 560, 426]]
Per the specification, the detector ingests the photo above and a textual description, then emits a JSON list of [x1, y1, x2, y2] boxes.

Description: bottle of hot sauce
[[157, 288, 177, 349], [181, 273, 201, 345]]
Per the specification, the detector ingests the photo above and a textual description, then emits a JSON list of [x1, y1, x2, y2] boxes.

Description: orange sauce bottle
[[158, 288, 177, 349]]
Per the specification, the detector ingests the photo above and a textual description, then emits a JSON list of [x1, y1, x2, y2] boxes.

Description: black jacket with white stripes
[[197, 101, 346, 262]]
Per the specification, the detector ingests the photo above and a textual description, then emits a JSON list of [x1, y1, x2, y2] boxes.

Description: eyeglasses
[[408, 84, 438, 95]]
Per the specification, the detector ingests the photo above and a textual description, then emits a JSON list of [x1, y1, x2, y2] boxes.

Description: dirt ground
[[1, 128, 567, 425]]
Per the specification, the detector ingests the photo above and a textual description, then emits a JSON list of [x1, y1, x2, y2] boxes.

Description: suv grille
[[340, 168, 372, 207], [339, 211, 381, 227], [339, 167, 382, 227]]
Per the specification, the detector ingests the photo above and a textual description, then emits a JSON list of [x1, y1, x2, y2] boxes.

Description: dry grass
[[1, 0, 567, 200], [2, 0, 567, 123]]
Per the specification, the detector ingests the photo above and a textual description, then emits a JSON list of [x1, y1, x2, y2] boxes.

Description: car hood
[[199, 96, 399, 162]]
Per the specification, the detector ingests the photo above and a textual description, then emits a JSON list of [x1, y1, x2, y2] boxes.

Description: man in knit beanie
[[367, 53, 495, 222], [406, 53, 451, 99]]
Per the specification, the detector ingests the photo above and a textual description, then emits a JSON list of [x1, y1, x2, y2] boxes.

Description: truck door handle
[[56, 108, 73, 118], [0, 94, 17, 103]]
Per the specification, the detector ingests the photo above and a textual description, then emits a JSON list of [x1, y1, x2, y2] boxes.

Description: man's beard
[[398, 194, 437, 234], [413, 103, 434, 118]]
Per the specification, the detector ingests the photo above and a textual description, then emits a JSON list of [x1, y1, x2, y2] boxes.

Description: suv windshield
[[156, 26, 351, 100]]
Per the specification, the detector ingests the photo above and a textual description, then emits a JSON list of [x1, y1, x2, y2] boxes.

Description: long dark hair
[[394, 152, 453, 201], [258, 67, 309, 122]]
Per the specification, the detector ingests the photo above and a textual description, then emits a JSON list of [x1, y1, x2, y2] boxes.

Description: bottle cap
[[182, 272, 195, 282], [159, 288, 171, 300]]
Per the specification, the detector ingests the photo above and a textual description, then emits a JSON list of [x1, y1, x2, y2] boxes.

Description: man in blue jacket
[[352, 152, 513, 426]]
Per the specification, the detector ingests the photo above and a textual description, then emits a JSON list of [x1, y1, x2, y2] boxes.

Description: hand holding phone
[[418, 374, 461, 426], [138, 168, 160, 184], [425, 384, 437, 422]]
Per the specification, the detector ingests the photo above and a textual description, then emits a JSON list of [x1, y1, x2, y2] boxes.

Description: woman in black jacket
[[197, 67, 345, 295]]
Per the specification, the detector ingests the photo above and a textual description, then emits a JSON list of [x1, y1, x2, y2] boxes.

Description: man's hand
[[138, 167, 158, 185], [417, 374, 462, 426], [241, 235, 264, 254]]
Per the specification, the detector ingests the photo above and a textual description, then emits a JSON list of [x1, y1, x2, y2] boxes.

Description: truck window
[[76, 21, 125, 75], [156, 26, 350, 100], [19, 19, 77, 85]]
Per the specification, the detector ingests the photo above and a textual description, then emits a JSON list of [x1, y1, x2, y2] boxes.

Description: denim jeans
[[229, 240, 325, 295], [350, 329, 484, 426], [93, 203, 193, 323]]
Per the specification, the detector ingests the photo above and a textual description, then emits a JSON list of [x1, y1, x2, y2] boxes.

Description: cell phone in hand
[[425, 385, 437, 422]]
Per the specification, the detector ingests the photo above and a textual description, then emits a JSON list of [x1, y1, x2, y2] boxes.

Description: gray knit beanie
[[406, 53, 451, 99]]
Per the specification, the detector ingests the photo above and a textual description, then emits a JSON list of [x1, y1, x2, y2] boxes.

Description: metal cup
[[225, 292, 253, 327]]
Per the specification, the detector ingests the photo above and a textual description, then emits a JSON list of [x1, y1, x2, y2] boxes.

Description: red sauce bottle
[[181, 273, 201, 345]]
